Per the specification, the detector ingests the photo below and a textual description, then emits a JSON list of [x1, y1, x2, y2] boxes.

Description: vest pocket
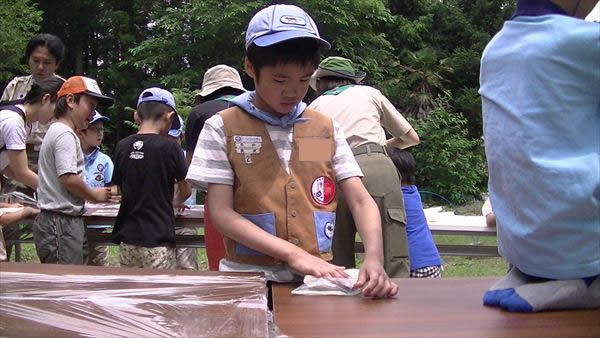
[[235, 212, 276, 256], [314, 211, 336, 253]]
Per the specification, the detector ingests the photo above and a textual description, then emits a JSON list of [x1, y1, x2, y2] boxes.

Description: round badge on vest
[[311, 176, 335, 205]]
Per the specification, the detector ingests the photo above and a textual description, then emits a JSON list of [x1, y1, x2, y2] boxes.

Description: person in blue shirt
[[479, 0, 599, 312], [77, 111, 113, 266], [388, 148, 443, 278]]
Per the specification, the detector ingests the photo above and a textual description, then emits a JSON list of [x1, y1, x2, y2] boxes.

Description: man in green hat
[[309, 56, 420, 278]]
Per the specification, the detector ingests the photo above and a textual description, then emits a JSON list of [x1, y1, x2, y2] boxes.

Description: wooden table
[[0, 262, 268, 337], [272, 277, 600, 338]]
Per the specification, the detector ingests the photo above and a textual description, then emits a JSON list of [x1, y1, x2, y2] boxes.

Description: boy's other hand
[[355, 257, 398, 298], [92, 187, 111, 203], [288, 249, 349, 280]]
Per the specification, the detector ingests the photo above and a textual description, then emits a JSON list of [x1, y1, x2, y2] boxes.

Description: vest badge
[[311, 176, 335, 205], [234, 135, 262, 164]]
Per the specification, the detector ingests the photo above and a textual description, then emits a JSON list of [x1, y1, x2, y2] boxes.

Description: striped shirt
[[187, 114, 362, 189]]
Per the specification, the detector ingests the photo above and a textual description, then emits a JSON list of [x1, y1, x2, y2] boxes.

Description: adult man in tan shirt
[[309, 56, 419, 277]]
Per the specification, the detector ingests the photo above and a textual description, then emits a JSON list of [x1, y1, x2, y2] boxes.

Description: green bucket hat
[[310, 56, 367, 90]]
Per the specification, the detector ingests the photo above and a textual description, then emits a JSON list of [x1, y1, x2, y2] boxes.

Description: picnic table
[[5, 203, 205, 261], [272, 278, 600, 338], [7, 203, 497, 261], [425, 207, 498, 257]]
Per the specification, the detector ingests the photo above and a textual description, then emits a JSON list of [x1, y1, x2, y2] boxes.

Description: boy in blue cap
[[187, 4, 397, 297], [77, 111, 113, 266], [111, 87, 191, 269]]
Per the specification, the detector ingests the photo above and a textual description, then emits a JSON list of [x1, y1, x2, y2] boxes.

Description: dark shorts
[[33, 210, 86, 264]]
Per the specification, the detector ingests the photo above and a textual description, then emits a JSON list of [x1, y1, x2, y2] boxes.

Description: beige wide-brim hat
[[309, 56, 367, 90], [196, 64, 246, 98]]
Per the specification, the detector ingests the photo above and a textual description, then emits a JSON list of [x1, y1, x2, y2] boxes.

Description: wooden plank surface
[[272, 278, 600, 338]]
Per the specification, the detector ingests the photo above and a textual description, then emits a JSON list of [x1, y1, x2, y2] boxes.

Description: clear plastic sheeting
[[0, 270, 268, 337]]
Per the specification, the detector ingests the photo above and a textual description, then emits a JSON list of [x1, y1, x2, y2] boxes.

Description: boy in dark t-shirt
[[111, 87, 191, 269]]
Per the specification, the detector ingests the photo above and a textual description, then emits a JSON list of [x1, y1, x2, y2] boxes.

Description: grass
[[8, 199, 508, 277]]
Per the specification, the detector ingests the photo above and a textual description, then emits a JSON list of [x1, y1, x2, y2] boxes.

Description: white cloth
[[292, 268, 361, 296]]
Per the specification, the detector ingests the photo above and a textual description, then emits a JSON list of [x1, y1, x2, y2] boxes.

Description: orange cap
[[57, 76, 114, 106]]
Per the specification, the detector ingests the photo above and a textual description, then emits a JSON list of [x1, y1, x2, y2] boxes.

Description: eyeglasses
[[86, 127, 105, 135]]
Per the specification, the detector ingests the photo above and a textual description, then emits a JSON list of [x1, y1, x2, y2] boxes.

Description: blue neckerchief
[[512, 0, 567, 19], [84, 147, 100, 168], [229, 91, 310, 128]]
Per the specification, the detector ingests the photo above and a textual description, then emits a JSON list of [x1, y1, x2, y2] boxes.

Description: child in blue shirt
[[479, 0, 599, 312], [389, 148, 443, 278], [77, 111, 113, 266]]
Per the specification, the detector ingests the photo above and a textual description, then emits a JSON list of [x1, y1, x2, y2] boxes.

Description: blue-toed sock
[[483, 266, 536, 307], [498, 276, 600, 312]]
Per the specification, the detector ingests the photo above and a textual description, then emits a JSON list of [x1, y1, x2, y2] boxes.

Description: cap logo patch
[[311, 176, 335, 205], [280, 15, 306, 26]]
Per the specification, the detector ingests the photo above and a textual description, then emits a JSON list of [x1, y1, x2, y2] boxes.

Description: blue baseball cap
[[168, 116, 184, 138], [245, 4, 330, 50], [89, 111, 110, 125], [137, 87, 181, 130]]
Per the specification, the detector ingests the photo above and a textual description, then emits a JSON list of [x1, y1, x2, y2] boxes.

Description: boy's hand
[[92, 187, 111, 203], [173, 201, 189, 214], [355, 257, 398, 298], [287, 249, 349, 280]]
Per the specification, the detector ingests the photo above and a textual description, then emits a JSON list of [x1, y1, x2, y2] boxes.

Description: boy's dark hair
[[54, 94, 82, 119], [25, 33, 66, 64], [23, 76, 65, 105], [200, 87, 246, 104], [389, 148, 416, 185], [246, 38, 321, 79], [137, 102, 172, 123]]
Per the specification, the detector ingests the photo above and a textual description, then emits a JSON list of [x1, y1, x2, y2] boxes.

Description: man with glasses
[[77, 111, 113, 266]]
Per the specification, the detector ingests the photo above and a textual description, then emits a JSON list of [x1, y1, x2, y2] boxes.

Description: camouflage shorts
[[175, 226, 198, 270], [119, 242, 176, 269]]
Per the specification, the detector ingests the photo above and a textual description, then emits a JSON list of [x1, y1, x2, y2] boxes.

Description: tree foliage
[[410, 94, 487, 204], [2, 0, 519, 200], [0, 0, 42, 82]]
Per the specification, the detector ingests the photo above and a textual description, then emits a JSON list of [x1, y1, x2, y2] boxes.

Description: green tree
[[410, 94, 487, 204], [0, 0, 42, 83]]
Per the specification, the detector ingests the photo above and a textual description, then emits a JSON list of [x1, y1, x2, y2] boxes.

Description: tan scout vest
[[220, 106, 337, 265]]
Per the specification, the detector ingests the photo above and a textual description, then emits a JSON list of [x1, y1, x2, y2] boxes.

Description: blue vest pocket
[[235, 212, 276, 256], [314, 211, 336, 253]]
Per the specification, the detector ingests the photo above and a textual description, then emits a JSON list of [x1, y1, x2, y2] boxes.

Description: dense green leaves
[[2, 0, 518, 201], [410, 94, 487, 204], [0, 0, 42, 82]]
